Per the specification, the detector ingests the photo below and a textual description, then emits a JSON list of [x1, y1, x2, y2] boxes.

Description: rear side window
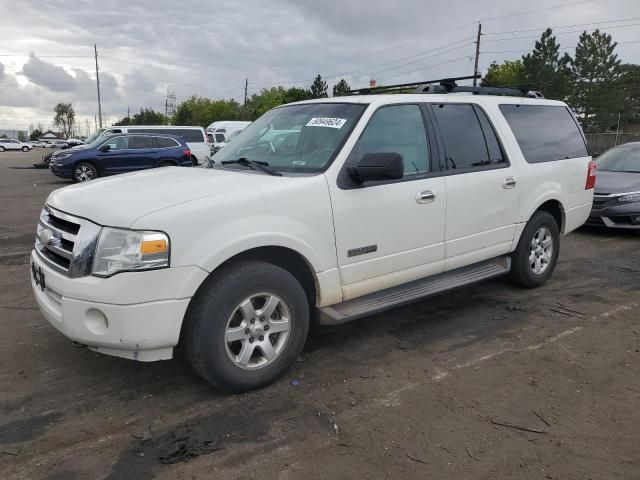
[[499, 105, 588, 163], [432, 104, 491, 170], [155, 136, 179, 148], [215, 133, 226, 143], [129, 136, 153, 149]]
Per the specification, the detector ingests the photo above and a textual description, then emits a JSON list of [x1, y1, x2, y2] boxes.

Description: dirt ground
[[1, 149, 639, 480]]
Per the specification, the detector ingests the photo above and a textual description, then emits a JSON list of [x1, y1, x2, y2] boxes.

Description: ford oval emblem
[[38, 228, 53, 246]]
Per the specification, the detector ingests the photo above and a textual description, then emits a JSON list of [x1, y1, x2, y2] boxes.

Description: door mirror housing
[[99, 144, 110, 153], [347, 152, 404, 182]]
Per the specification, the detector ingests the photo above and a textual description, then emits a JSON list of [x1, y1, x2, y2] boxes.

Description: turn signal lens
[[141, 239, 167, 254]]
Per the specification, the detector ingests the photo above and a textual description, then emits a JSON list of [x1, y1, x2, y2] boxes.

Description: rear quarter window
[[499, 104, 588, 163]]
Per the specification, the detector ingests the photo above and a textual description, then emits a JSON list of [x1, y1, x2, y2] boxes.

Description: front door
[[328, 104, 447, 301], [429, 103, 520, 270]]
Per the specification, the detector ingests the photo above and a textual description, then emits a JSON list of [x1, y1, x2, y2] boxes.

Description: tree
[[18, 131, 26, 141], [569, 29, 622, 131], [482, 60, 525, 87], [173, 96, 242, 126], [283, 87, 314, 104], [521, 29, 572, 100], [115, 108, 169, 126], [29, 128, 42, 141], [53, 103, 75, 138], [332, 78, 351, 97], [311, 75, 328, 98], [617, 64, 640, 129]]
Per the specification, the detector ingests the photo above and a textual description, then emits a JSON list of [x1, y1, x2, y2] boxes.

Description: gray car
[[587, 142, 640, 229]]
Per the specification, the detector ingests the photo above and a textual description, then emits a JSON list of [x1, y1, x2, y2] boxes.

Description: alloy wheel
[[529, 227, 554, 275]]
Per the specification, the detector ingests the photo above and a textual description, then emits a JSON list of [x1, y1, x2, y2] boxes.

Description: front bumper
[[50, 162, 72, 179], [30, 250, 208, 361], [586, 201, 640, 229]]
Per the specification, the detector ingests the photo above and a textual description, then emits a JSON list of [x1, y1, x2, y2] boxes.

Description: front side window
[[214, 103, 366, 173], [101, 136, 128, 151], [499, 104, 588, 163], [215, 133, 226, 143], [347, 104, 429, 177], [129, 136, 153, 149], [432, 104, 491, 170]]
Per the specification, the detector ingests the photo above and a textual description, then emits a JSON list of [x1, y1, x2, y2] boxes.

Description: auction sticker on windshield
[[306, 117, 347, 129]]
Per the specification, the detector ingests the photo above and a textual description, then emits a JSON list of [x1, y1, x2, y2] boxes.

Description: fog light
[[85, 308, 109, 335]]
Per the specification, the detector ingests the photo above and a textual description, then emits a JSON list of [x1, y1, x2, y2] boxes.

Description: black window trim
[[498, 104, 589, 164], [426, 102, 511, 177], [337, 102, 438, 190]]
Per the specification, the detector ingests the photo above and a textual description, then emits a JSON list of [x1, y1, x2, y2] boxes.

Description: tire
[[22, 146, 29, 152], [510, 211, 560, 288], [72, 162, 98, 183], [0, 146, 5, 152], [184, 260, 310, 392]]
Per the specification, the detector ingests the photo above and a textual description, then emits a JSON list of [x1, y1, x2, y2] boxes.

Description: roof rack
[[346, 74, 544, 98]]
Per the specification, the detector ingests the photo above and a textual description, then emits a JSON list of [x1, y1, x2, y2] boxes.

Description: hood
[[594, 170, 640, 194], [47, 167, 289, 227]]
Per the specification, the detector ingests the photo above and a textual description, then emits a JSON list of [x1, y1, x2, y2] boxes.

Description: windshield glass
[[596, 146, 640, 172], [213, 103, 366, 173], [84, 128, 107, 145]]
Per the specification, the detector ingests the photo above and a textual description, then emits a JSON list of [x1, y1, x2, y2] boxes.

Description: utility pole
[[94, 44, 103, 128], [473, 23, 482, 87], [244, 78, 248, 105], [127, 106, 130, 121]]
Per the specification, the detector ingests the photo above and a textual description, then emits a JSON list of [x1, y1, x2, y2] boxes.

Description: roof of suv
[[287, 94, 567, 107]]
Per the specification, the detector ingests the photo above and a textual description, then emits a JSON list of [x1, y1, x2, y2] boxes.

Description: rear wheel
[[184, 260, 310, 392], [72, 162, 98, 183], [22, 146, 29, 152], [510, 211, 560, 288]]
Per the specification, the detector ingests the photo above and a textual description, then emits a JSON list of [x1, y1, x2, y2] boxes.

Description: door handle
[[503, 177, 517, 189], [416, 190, 436, 204]]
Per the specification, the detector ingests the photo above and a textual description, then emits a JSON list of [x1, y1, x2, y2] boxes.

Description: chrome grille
[[34, 206, 101, 278]]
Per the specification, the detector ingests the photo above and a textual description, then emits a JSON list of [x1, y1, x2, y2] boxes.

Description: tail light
[[585, 160, 596, 190], [183, 149, 191, 157]]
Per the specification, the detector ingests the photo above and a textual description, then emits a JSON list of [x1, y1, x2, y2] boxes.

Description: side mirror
[[99, 145, 110, 153], [347, 152, 404, 182]]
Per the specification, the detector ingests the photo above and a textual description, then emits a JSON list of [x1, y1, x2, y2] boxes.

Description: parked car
[[49, 133, 193, 182], [0, 138, 32, 152], [82, 125, 209, 164], [587, 142, 640, 229], [207, 121, 251, 155], [45, 140, 69, 149], [65, 138, 86, 148], [31, 82, 594, 392]]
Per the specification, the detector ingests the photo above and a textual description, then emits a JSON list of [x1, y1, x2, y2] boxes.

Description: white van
[[85, 125, 210, 164], [206, 121, 251, 154]]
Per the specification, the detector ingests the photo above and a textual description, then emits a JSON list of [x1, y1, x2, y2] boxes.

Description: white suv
[[0, 138, 31, 152], [30, 83, 594, 392]]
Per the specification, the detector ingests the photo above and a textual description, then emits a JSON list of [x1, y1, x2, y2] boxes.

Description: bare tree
[[53, 103, 75, 138]]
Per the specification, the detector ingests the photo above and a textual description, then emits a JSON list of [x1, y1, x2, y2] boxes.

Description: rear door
[[126, 135, 156, 171], [429, 102, 520, 270], [328, 103, 447, 300]]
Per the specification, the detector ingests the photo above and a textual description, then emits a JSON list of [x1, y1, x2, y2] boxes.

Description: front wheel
[[184, 260, 310, 392], [0, 146, 5, 152], [22, 146, 29, 152], [72, 162, 98, 183], [510, 211, 560, 288]]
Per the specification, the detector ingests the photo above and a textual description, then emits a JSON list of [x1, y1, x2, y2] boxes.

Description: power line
[[478, 0, 599, 23], [484, 22, 640, 42], [484, 15, 640, 35], [481, 38, 640, 55]]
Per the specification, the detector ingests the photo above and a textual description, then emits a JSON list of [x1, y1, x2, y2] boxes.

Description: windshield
[[596, 146, 640, 172], [84, 128, 108, 145], [213, 103, 366, 173]]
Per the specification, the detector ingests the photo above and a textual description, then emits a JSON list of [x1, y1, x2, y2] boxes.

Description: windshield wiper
[[221, 157, 282, 176]]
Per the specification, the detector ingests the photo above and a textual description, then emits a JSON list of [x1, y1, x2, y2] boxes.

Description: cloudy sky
[[2, 0, 640, 134]]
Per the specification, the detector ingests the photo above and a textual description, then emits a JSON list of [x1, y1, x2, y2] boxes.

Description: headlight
[[617, 192, 640, 203], [55, 153, 71, 160], [92, 227, 170, 277]]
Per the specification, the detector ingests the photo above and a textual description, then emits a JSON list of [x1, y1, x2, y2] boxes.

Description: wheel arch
[[178, 245, 319, 347], [533, 199, 565, 233]]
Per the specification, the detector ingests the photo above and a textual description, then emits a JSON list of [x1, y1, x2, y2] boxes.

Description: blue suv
[[50, 133, 194, 182]]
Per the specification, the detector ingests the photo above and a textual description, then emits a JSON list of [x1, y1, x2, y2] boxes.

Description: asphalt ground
[[1, 149, 639, 479]]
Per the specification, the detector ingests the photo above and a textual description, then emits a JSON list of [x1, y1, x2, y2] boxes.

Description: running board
[[318, 256, 511, 325]]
